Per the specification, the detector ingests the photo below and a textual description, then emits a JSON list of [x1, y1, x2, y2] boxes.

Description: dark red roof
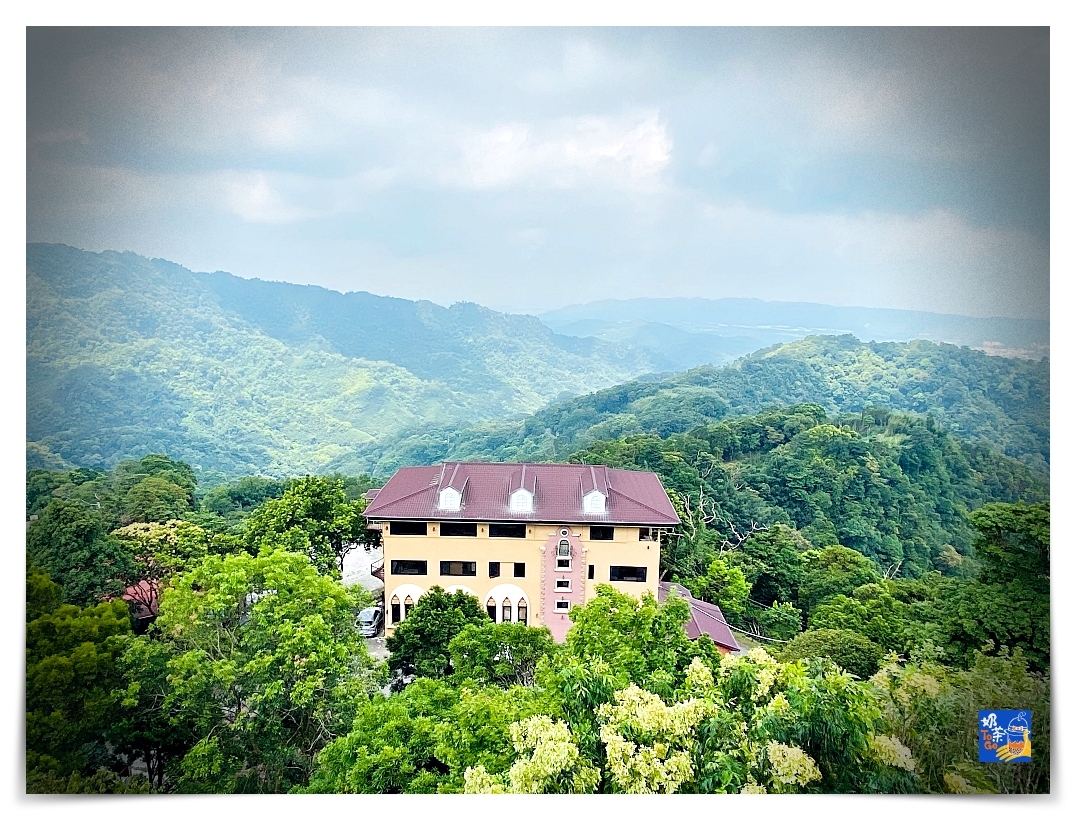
[[365, 461, 680, 526], [659, 582, 740, 652]]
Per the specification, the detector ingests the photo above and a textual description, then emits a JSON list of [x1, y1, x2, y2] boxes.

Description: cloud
[[450, 112, 672, 191]]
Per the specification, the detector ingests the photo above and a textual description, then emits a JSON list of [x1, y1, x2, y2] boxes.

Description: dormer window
[[583, 489, 606, 514], [509, 488, 533, 513], [438, 487, 461, 511]]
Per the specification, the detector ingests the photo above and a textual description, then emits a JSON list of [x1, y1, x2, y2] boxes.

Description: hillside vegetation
[[27, 244, 659, 478], [361, 335, 1049, 477]]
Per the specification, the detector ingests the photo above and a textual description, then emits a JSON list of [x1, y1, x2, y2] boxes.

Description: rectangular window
[[391, 602, 401, 623], [555, 578, 571, 591], [555, 600, 570, 612], [390, 559, 427, 576], [518, 602, 528, 625], [390, 521, 427, 536], [502, 601, 512, 622], [440, 561, 477, 577], [609, 565, 648, 582], [590, 526, 614, 541], [588, 564, 595, 580], [639, 527, 658, 541], [489, 561, 500, 578], [440, 522, 478, 537], [514, 562, 526, 578], [404, 601, 415, 617], [490, 523, 526, 538], [486, 601, 497, 620]]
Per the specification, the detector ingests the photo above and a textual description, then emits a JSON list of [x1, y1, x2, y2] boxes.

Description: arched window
[[502, 597, 512, 623], [390, 595, 401, 624], [486, 597, 497, 620], [517, 599, 528, 625], [404, 595, 415, 618], [556, 539, 571, 570]]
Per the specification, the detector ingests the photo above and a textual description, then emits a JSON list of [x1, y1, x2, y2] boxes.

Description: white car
[[356, 606, 384, 638]]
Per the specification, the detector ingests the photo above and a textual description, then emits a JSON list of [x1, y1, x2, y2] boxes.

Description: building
[[364, 461, 681, 642]]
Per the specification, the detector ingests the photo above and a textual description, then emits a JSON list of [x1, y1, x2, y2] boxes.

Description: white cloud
[[450, 112, 672, 191]]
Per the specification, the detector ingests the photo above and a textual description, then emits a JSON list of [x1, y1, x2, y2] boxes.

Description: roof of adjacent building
[[365, 461, 681, 526], [658, 582, 740, 653]]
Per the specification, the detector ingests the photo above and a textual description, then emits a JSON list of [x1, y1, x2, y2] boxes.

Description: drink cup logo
[[979, 710, 1032, 763]]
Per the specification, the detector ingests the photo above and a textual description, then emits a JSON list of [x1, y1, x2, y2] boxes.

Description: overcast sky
[[27, 27, 1049, 320]]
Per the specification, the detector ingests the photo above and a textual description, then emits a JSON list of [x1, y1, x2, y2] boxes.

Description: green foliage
[[385, 586, 490, 679], [798, 545, 882, 615], [808, 583, 908, 651], [448, 621, 557, 687], [778, 629, 885, 680], [686, 556, 749, 618], [26, 499, 136, 606], [26, 587, 132, 779], [243, 475, 371, 575], [872, 649, 1050, 794], [755, 602, 804, 641], [731, 524, 810, 607], [152, 548, 384, 792], [26, 564, 63, 621], [122, 476, 191, 524], [26, 768, 153, 794]]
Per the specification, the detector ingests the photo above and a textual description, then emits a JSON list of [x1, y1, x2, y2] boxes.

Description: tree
[[386, 586, 489, 679], [465, 715, 600, 794], [448, 621, 556, 687], [777, 629, 885, 680], [244, 475, 372, 575], [798, 545, 881, 615], [122, 476, 192, 524], [808, 583, 909, 652], [26, 587, 131, 779], [152, 548, 383, 792], [26, 499, 136, 607], [687, 556, 749, 619], [728, 524, 808, 607]]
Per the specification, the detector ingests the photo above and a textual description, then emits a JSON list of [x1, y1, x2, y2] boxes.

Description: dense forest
[[25, 398, 1050, 793], [28, 245, 1048, 483]]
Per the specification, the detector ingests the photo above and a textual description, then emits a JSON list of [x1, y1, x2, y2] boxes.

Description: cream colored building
[[364, 462, 680, 642]]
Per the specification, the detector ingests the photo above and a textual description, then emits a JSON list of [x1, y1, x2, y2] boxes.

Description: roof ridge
[[607, 484, 671, 518]]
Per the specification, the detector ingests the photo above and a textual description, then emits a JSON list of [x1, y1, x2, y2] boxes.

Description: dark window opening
[[486, 598, 497, 620], [440, 560, 477, 577], [390, 559, 427, 576], [390, 521, 427, 536], [490, 523, 526, 538], [590, 526, 614, 541], [609, 565, 648, 582], [391, 601, 401, 623], [404, 601, 415, 617], [440, 521, 478, 537], [489, 561, 501, 578], [639, 528, 658, 541], [588, 564, 595, 580], [514, 562, 526, 578], [556, 558, 570, 570]]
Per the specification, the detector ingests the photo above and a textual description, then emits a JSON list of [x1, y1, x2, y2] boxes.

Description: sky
[[26, 27, 1050, 320]]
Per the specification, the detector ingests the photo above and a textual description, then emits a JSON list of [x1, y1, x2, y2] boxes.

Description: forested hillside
[[26, 244, 660, 479], [359, 335, 1049, 477]]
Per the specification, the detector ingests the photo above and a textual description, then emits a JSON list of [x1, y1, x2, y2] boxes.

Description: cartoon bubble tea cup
[[1006, 712, 1030, 758]]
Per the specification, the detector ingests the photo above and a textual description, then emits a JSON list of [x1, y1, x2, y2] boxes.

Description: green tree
[[244, 475, 371, 575], [798, 545, 881, 615], [777, 629, 885, 680], [26, 499, 136, 607], [152, 548, 383, 792], [808, 583, 909, 652], [687, 555, 749, 619], [386, 586, 489, 679], [122, 476, 192, 524], [728, 524, 808, 607], [26, 589, 131, 779], [449, 621, 556, 687], [755, 601, 804, 641]]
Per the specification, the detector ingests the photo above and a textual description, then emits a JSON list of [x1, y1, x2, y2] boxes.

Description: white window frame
[[555, 578, 572, 592], [554, 599, 571, 612], [556, 538, 572, 571], [509, 488, 533, 513], [438, 487, 461, 511]]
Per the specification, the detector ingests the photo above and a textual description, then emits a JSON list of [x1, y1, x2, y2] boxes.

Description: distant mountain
[[360, 335, 1049, 478], [26, 244, 661, 479], [539, 297, 1049, 369]]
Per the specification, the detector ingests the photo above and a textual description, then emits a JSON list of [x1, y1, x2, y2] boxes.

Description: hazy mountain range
[[27, 244, 1049, 482], [539, 298, 1049, 369]]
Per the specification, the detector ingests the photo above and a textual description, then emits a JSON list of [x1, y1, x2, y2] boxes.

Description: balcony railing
[[371, 558, 384, 581]]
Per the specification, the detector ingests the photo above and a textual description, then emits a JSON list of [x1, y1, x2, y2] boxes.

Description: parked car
[[356, 606, 384, 637]]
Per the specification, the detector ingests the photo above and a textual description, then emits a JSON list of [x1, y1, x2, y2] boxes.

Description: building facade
[[364, 461, 681, 642]]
